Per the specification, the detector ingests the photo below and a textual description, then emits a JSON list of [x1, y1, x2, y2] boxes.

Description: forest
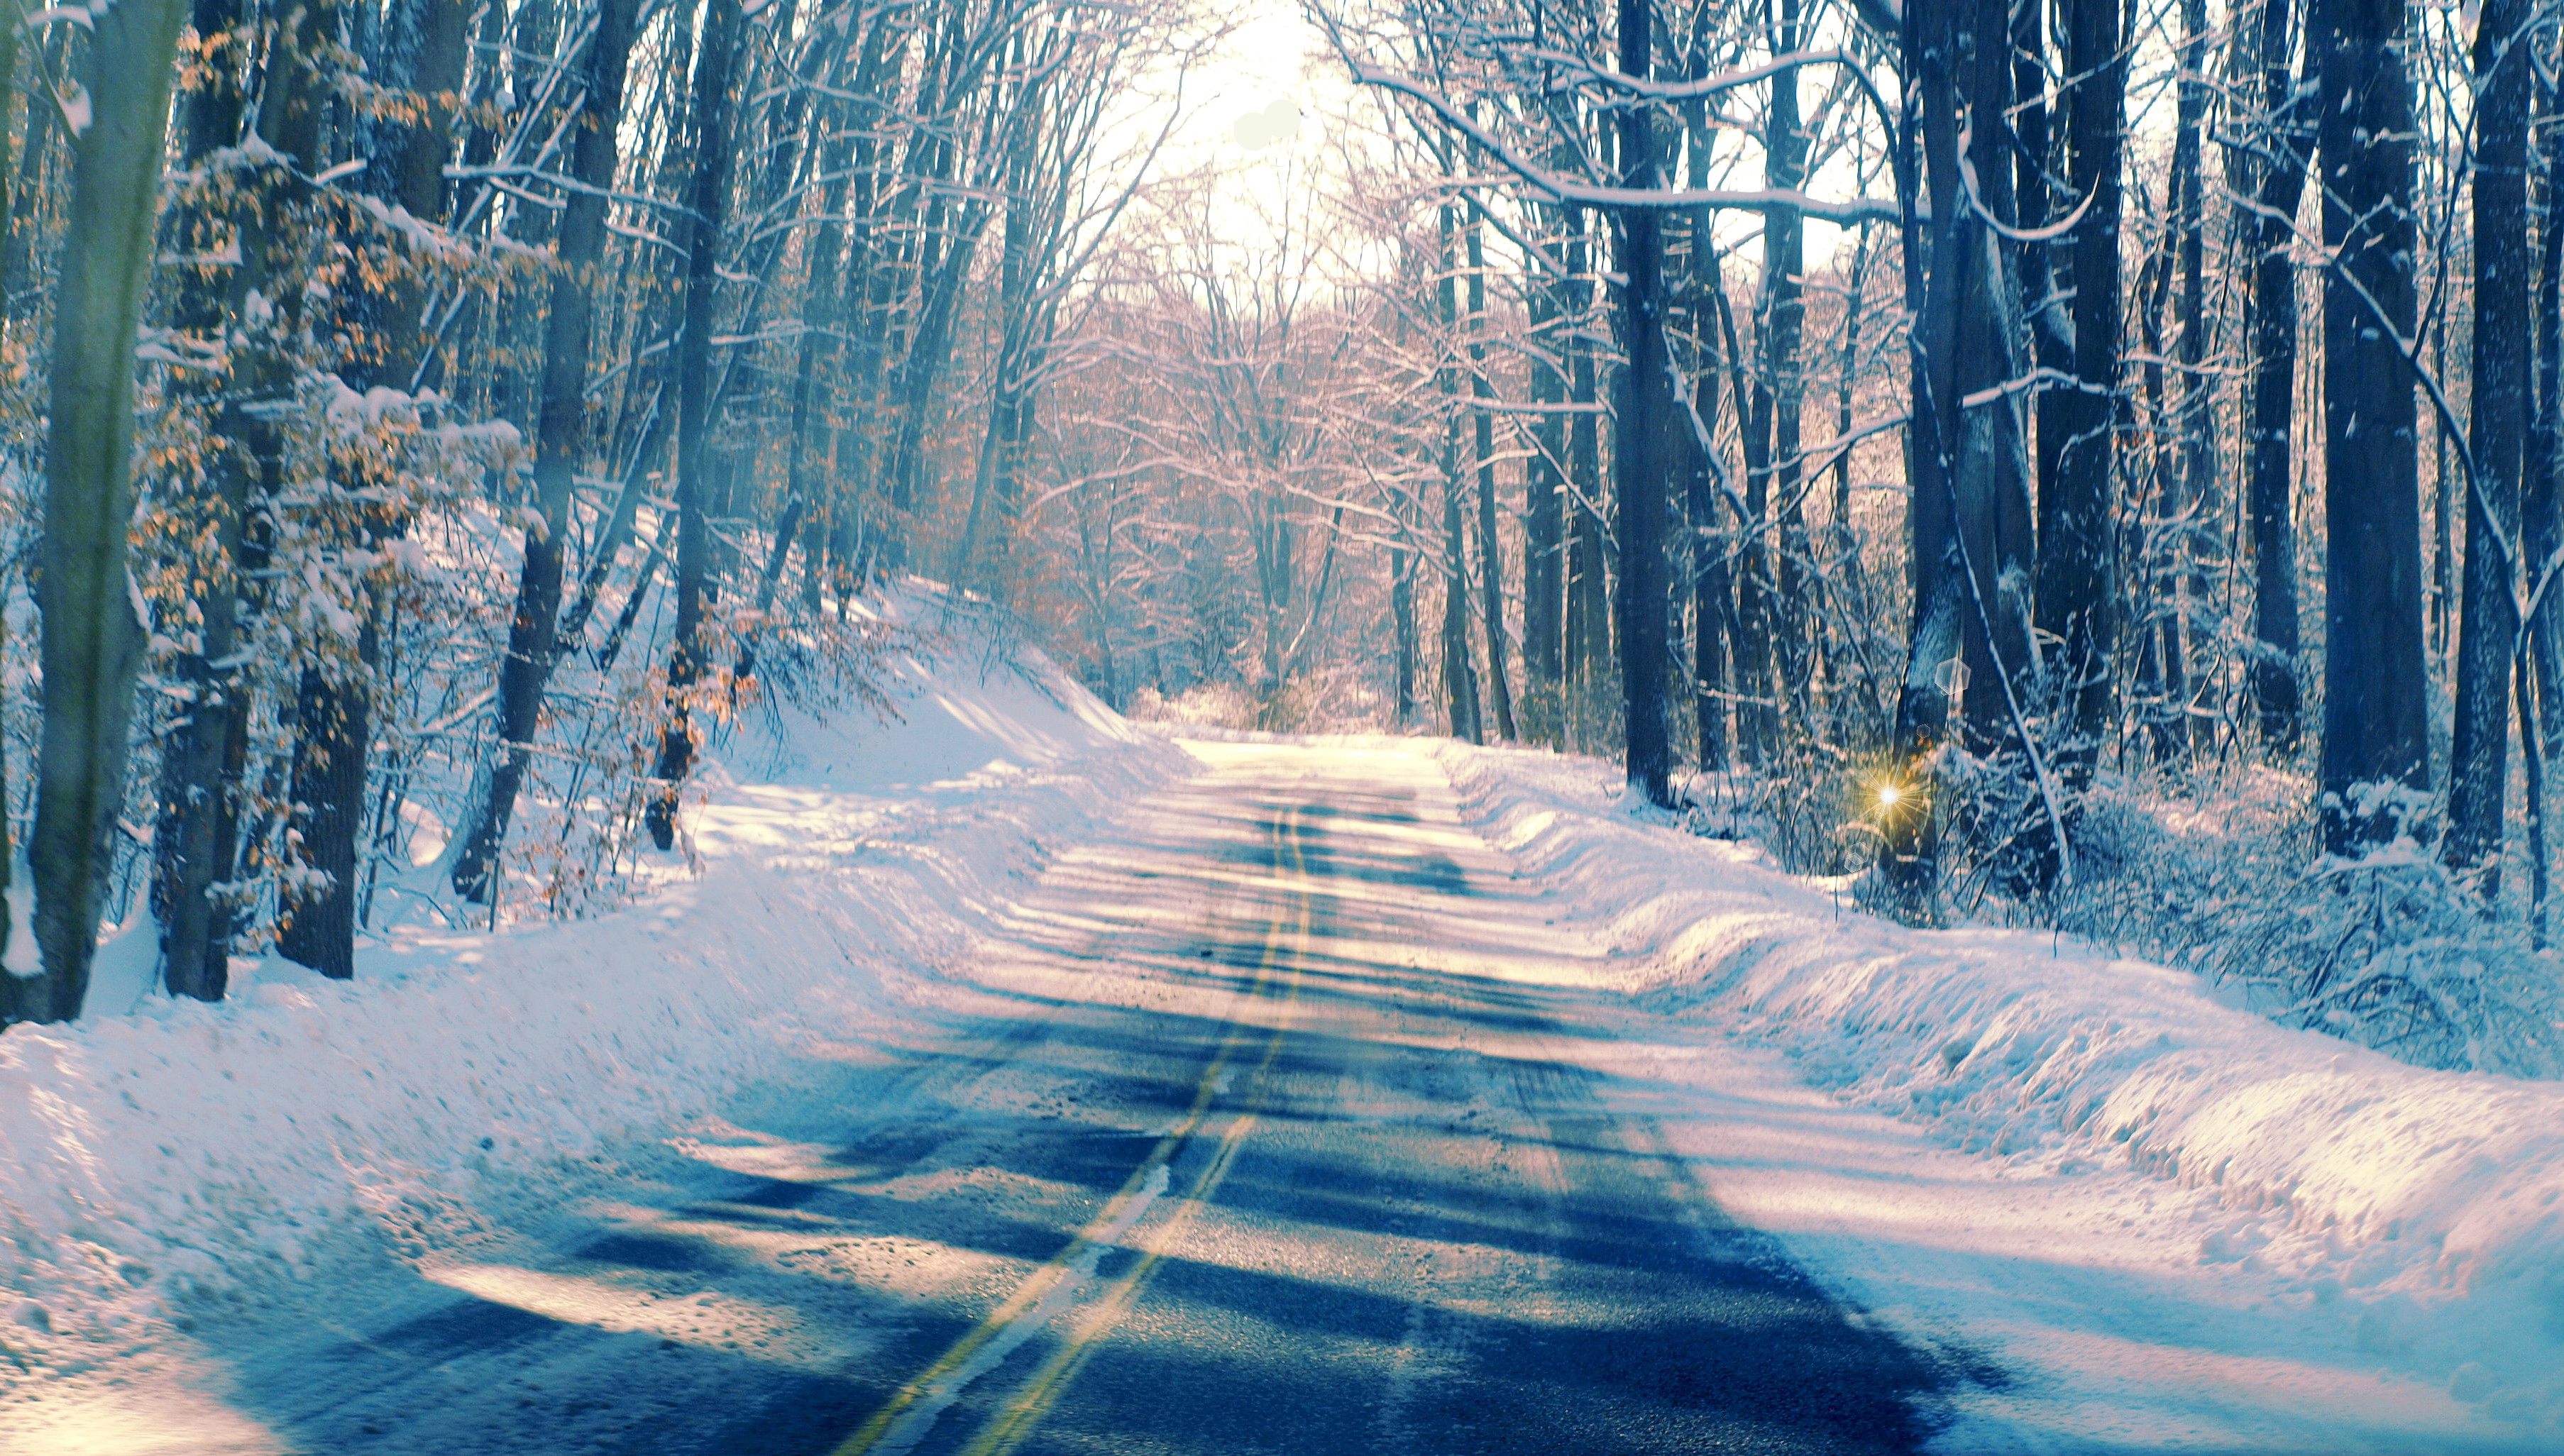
[[0, 0, 2553, 1076]]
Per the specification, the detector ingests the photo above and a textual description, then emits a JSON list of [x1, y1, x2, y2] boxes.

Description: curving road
[[219, 741, 1954, 1454]]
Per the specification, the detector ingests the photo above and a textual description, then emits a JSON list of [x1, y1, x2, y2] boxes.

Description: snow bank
[[1437, 743, 2564, 1433], [0, 590, 1189, 1386]]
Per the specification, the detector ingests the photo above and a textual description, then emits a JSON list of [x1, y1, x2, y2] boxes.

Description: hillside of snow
[[0, 587, 1189, 1445]]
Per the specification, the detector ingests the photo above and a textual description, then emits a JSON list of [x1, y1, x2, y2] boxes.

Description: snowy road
[[212, 741, 1949, 1454]]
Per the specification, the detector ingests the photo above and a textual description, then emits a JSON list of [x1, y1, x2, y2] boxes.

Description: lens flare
[[1877, 783, 1901, 808]]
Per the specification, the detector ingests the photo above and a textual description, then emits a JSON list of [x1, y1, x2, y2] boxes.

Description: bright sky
[[1104, 0, 1879, 298], [1121, 0, 1363, 275]]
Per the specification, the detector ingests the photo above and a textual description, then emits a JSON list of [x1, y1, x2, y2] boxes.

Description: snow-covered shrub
[[1681, 741, 1886, 877], [1126, 681, 1261, 729], [2005, 767, 2564, 1077], [2052, 778, 2564, 1076], [1693, 742, 2564, 1076], [1259, 663, 1392, 732]]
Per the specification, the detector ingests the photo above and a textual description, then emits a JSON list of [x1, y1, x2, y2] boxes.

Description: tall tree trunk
[[646, 0, 743, 851], [1612, 0, 1673, 804], [16, 0, 188, 1022], [268, 0, 370, 978], [1727, 289, 1776, 763], [1882, 0, 1973, 900], [168, 0, 334, 981], [449, 0, 642, 900], [1830, 228, 1875, 703], [2164, 0, 2212, 754], [805, 14, 908, 602], [2020, 0, 2072, 595], [2448, 0, 2531, 890], [2529, 70, 2564, 762], [1764, 0, 1812, 751], [1683, 97, 1731, 771], [1565, 218, 1609, 696], [2035, 0, 2123, 790], [2249, 0, 2310, 751], [1465, 201, 1516, 740], [1954, 0, 2036, 757], [2433, 315, 2455, 661], [2316, 0, 2428, 853], [1524, 272, 1566, 741], [1437, 200, 1482, 743], [150, 0, 256, 1001], [783, 115, 851, 602], [1391, 538, 1418, 724]]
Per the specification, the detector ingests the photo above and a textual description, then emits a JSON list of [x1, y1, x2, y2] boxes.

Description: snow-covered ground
[[1437, 739, 2564, 1453], [6, 638, 2561, 1452], [0, 591, 1189, 1451]]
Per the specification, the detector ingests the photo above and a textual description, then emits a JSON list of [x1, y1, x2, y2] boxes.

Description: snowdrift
[[1437, 742, 2564, 1433], [0, 587, 1189, 1390]]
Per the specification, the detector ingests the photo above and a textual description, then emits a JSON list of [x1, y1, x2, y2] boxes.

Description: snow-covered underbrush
[[2054, 773, 2564, 1079], [1689, 745, 2564, 1079], [0, 597, 1188, 1391], [1441, 741, 2564, 1433], [1124, 663, 1393, 734]]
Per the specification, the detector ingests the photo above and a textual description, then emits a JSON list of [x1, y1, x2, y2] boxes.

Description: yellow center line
[[830, 807, 1312, 1456], [956, 809, 1314, 1456]]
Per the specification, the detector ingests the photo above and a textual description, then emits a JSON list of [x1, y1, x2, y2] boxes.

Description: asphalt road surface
[[216, 742, 1958, 1454]]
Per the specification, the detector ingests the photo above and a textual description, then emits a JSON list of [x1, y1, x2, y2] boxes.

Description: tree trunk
[[2315, 0, 2429, 854], [1438, 201, 1482, 744], [1682, 98, 1731, 771], [1722, 287, 1775, 764], [954, 62, 1045, 593], [1391, 539, 1418, 725], [1881, 0, 1971, 900], [1565, 218, 1609, 696], [1764, 0, 1812, 751], [1830, 229, 1876, 700], [2447, 0, 2531, 890], [732, 495, 805, 689], [266, 0, 384, 978], [1465, 202, 1516, 741], [149, 0, 257, 1001], [450, 0, 643, 900], [277, 0, 466, 972], [646, 0, 743, 851], [2035, 0, 2123, 789], [1612, 0, 1673, 804], [2248, 0, 2310, 751], [16, 0, 187, 1022], [2529, 69, 2564, 763], [2020, 0, 2071, 600], [1954, 0, 2036, 757], [1524, 273, 1566, 741], [2164, 0, 2213, 754]]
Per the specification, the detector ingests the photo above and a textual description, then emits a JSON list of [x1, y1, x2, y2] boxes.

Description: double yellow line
[[833, 807, 1314, 1456]]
